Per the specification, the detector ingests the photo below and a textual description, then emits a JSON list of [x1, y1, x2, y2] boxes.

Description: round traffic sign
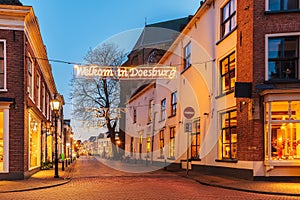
[[183, 106, 195, 119]]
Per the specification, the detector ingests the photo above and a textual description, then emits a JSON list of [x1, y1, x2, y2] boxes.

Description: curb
[[180, 174, 300, 197], [0, 178, 72, 193]]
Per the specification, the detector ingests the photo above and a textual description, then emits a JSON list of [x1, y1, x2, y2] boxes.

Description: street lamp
[[50, 94, 61, 178]]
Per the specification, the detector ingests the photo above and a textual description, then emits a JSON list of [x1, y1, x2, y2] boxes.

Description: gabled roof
[[133, 16, 192, 51], [0, 0, 22, 5]]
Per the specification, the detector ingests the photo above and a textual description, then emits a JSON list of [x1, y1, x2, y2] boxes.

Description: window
[[171, 91, 177, 116], [0, 41, 6, 90], [159, 130, 164, 158], [130, 137, 134, 156], [42, 83, 46, 114], [36, 73, 41, 108], [265, 101, 300, 161], [184, 42, 191, 69], [146, 135, 151, 154], [191, 118, 201, 159], [133, 108, 137, 123], [0, 106, 9, 172], [220, 110, 237, 160], [139, 133, 143, 159], [149, 100, 153, 123], [27, 58, 34, 99], [161, 98, 166, 120], [220, 52, 236, 94], [29, 113, 41, 169], [221, 0, 236, 37], [0, 110, 4, 171], [169, 127, 176, 159], [268, 36, 299, 80], [268, 0, 299, 11]]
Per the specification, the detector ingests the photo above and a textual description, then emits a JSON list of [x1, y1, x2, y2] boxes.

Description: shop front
[[263, 90, 300, 176]]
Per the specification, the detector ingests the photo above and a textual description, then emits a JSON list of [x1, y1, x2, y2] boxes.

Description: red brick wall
[[0, 29, 26, 173], [236, 0, 300, 161]]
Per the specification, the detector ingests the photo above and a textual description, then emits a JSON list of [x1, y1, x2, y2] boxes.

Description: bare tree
[[71, 43, 127, 159]]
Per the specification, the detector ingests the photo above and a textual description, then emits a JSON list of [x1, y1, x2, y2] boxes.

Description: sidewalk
[[0, 161, 74, 193], [175, 169, 300, 197], [1, 157, 300, 197]]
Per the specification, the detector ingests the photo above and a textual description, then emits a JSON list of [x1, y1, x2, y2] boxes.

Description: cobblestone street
[[1, 156, 300, 200]]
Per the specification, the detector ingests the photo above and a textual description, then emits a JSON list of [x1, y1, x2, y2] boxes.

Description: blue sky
[[21, 0, 199, 139]]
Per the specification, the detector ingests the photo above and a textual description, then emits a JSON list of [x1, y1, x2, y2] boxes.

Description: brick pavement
[[0, 156, 299, 197]]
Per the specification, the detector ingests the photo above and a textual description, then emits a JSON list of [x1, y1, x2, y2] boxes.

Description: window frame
[[221, 0, 237, 38], [27, 56, 34, 100], [171, 91, 177, 117], [220, 109, 237, 160], [0, 40, 7, 91], [133, 108, 137, 123], [220, 51, 236, 94], [191, 118, 201, 160], [159, 129, 164, 158], [266, 0, 300, 11], [36, 73, 41, 109], [265, 33, 300, 81], [183, 42, 191, 70], [161, 98, 166, 121], [169, 127, 176, 159]]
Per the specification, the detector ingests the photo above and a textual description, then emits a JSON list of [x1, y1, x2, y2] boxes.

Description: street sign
[[183, 106, 195, 119], [185, 122, 192, 132]]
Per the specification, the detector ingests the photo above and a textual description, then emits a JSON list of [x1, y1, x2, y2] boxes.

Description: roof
[[133, 16, 192, 51], [0, 0, 22, 5]]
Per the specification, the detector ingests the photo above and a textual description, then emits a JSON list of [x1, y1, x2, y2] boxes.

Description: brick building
[[0, 2, 61, 179], [125, 0, 300, 179]]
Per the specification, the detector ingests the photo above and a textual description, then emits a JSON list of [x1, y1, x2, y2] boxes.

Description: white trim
[[265, 0, 269, 11], [265, 32, 300, 81], [0, 39, 7, 91]]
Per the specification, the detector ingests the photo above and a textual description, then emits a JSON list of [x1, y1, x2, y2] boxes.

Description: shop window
[[159, 130, 164, 158], [29, 113, 41, 169], [265, 101, 300, 161], [171, 91, 177, 116], [221, 0, 236, 38], [268, 36, 299, 80], [220, 52, 236, 94], [191, 118, 201, 160], [183, 42, 191, 70], [268, 0, 299, 11], [161, 98, 166, 120], [169, 127, 176, 159], [0, 41, 6, 90], [220, 110, 237, 160]]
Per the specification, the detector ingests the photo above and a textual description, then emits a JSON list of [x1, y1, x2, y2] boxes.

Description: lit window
[[146, 135, 151, 154], [159, 130, 164, 158], [221, 0, 236, 37], [29, 113, 41, 169], [169, 127, 176, 159], [184, 42, 191, 69], [0, 41, 6, 90], [268, 0, 299, 11], [161, 98, 166, 120], [220, 110, 237, 160], [220, 52, 236, 94], [191, 118, 201, 160], [171, 91, 177, 116], [265, 101, 300, 161], [268, 36, 299, 80]]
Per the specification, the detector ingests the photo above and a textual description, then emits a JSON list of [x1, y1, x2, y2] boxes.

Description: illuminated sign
[[73, 65, 177, 79]]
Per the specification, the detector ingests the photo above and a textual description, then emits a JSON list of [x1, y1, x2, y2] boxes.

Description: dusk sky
[[20, 0, 199, 140]]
